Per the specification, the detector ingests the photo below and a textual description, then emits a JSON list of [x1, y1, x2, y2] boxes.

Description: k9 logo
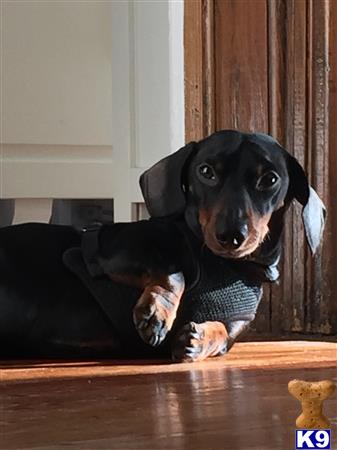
[[296, 429, 331, 449]]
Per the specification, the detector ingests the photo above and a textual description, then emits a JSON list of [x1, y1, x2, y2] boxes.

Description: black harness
[[63, 222, 264, 342]]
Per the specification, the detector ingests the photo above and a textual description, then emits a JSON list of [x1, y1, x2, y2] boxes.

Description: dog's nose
[[216, 224, 248, 249]]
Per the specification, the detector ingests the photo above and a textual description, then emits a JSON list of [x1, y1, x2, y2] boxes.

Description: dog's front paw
[[171, 321, 229, 362], [133, 288, 175, 346], [133, 273, 184, 347]]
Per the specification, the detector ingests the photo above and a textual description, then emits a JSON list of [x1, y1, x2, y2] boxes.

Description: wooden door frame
[[184, 0, 215, 142], [184, 0, 337, 336]]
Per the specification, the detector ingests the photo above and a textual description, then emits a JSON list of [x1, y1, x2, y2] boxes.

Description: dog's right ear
[[140, 142, 197, 217], [287, 155, 326, 255]]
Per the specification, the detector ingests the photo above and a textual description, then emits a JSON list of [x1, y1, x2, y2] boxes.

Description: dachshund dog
[[0, 130, 325, 361]]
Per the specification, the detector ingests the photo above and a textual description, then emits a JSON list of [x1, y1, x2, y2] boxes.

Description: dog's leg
[[133, 272, 185, 347], [171, 319, 250, 362]]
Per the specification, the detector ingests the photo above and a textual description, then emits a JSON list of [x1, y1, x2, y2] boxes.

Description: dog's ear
[[140, 142, 197, 217], [287, 155, 326, 254]]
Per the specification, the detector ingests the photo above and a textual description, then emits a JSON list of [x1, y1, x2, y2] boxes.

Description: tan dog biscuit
[[288, 379, 336, 429]]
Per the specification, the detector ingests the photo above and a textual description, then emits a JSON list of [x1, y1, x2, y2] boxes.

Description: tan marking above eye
[[214, 161, 224, 172], [255, 163, 265, 177], [198, 209, 211, 228]]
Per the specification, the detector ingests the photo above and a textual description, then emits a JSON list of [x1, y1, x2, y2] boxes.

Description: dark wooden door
[[184, 0, 337, 336]]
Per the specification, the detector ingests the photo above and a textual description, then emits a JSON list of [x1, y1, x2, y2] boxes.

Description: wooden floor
[[1, 341, 336, 450]]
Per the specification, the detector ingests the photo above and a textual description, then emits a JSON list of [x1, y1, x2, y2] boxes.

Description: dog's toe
[[133, 273, 184, 347], [133, 291, 173, 347], [171, 321, 229, 362], [171, 322, 204, 362]]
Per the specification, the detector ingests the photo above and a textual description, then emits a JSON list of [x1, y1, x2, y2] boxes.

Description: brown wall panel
[[184, 0, 204, 143], [327, 1, 337, 333], [215, 0, 271, 334], [185, 0, 337, 336], [270, 0, 309, 334], [214, 0, 269, 132]]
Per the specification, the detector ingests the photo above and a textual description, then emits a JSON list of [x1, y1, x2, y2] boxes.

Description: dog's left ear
[[140, 142, 197, 217], [287, 155, 326, 254]]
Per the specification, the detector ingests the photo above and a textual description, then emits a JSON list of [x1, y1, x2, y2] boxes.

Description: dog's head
[[140, 130, 326, 264]]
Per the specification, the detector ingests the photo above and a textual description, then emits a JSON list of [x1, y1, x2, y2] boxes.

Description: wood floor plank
[[1, 342, 336, 450], [1, 341, 336, 383]]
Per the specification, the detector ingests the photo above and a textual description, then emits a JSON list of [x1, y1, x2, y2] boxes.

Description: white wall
[[110, 0, 184, 220], [0, 0, 184, 222], [1, 0, 112, 146]]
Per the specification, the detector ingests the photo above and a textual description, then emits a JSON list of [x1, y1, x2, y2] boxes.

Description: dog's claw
[[171, 321, 229, 362], [137, 320, 147, 330], [149, 333, 162, 347], [133, 273, 185, 348], [185, 346, 198, 353], [133, 297, 170, 347]]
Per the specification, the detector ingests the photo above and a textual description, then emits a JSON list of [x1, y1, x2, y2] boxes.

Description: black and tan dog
[[0, 131, 325, 361]]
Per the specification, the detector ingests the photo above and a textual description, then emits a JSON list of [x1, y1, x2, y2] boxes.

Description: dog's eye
[[198, 164, 216, 180], [256, 171, 280, 191]]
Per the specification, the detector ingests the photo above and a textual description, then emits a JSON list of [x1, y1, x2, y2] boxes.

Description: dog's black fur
[[0, 131, 326, 361]]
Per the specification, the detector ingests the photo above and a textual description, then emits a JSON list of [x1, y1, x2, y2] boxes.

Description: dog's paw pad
[[133, 291, 175, 347]]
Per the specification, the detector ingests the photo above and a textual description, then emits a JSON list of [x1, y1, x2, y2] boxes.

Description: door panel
[[215, 0, 269, 132], [185, 0, 337, 336]]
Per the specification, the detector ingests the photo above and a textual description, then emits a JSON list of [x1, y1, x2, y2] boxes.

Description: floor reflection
[[1, 361, 336, 449]]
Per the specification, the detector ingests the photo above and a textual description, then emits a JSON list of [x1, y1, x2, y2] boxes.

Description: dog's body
[[0, 131, 326, 361], [0, 223, 116, 358]]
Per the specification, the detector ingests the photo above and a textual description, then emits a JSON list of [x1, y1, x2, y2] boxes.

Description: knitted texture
[[177, 250, 263, 326]]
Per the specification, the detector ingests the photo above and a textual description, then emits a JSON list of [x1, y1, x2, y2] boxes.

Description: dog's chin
[[204, 236, 262, 259]]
